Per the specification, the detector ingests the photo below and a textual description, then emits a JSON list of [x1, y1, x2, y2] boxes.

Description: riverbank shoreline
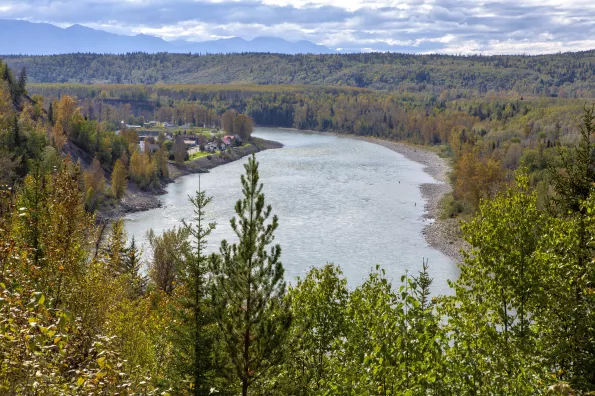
[[98, 137, 283, 221], [344, 135, 466, 262], [271, 127, 466, 261], [103, 126, 466, 262]]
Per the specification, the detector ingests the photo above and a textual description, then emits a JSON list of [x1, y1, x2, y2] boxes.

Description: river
[[124, 128, 457, 294]]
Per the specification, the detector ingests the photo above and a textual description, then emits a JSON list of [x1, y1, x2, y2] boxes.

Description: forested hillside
[[5, 51, 595, 96], [26, 82, 593, 216]]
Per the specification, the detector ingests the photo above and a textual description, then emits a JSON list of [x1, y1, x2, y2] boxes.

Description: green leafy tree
[[111, 158, 128, 199], [460, 173, 545, 342], [321, 264, 448, 395], [277, 264, 348, 395], [173, 135, 187, 164], [444, 173, 551, 394], [147, 226, 190, 294], [211, 154, 292, 396]]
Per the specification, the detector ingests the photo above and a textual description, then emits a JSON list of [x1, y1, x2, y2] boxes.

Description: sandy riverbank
[[347, 136, 467, 262]]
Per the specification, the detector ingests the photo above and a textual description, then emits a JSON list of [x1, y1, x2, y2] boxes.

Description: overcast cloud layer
[[0, 0, 594, 54]]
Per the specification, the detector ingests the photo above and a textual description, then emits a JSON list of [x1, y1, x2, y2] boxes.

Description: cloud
[[1, 0, 595, 54]]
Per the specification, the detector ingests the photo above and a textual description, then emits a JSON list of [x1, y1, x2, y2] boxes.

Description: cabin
[[121, 120, 141, 129], [138, 131, 171, 141], [205, 142, 216, 152], [139, 141, 160, 154], [223, 135, 242, 146], [213, 137, 226, 151], [196, 135, 207, 146]]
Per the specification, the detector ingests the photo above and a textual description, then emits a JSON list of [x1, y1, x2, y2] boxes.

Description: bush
[[439, 193, 471, 219]]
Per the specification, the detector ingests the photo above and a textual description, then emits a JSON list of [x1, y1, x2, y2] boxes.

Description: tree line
[[4, 51, 595, 97]]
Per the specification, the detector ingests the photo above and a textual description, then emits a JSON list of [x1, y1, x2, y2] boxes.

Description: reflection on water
[[125, 128, 457, 293]]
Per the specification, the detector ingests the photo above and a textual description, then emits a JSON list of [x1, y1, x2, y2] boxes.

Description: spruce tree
[[17, 67, 26, 94], [124, 236, 141, 277], [105, 218, 127, 276], [124, 236, 144, 297], [550, 104, 595, 214], [12, 116, 20, 150], [211, 154, 291, 396], [546, 105, 595, 384], [48, 101, 54, 125], [174, 181, 217, 395]]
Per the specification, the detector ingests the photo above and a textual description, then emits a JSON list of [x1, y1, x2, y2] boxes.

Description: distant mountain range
[[0, 19, 337, 55]]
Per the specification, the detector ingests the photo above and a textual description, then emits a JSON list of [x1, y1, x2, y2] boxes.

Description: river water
[[124, 128, 457, 294]]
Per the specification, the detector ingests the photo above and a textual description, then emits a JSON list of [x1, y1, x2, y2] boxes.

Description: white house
[[121, 120, 141, 129]]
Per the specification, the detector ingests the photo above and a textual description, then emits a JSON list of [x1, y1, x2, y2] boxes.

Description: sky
[[0, 0, 594, 54]]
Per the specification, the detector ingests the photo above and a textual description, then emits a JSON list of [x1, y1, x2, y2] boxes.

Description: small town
[[119, 119, 247, 161]]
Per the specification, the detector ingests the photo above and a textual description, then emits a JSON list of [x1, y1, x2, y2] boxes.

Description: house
[[121, 120, 141, 129], [196, 135, 207, 147], [144, 121, 158, 128], [139, 141, 160, 154], [139, 133, 172, 144], [184, 140, 198, 147], [163, 122, 176, 128], [213, 137, 226, 151], [205, 142, 216, 152], [223, 135, 242, 146], [222, 136, 232, 147]]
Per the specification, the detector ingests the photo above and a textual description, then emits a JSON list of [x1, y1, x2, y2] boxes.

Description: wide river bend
[[125, 128, 457, 294]]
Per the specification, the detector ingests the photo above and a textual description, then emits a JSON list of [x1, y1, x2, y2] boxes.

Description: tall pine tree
[[17, 67, 26, 95], [174, 181, 217, 395], [211, 155, 291, 396]]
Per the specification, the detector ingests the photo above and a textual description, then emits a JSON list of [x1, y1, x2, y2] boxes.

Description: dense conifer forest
[[3, 51, 595, 394], [4, 51, 595, 96]]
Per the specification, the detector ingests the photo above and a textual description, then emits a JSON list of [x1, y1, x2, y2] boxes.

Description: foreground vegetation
[[3, 125, 595, 393]]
